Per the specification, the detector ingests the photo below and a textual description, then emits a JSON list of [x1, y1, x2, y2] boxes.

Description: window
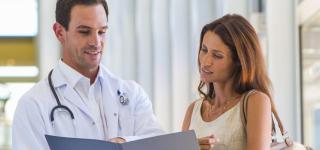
[[0, 0, 38, 37], [0, 0, 38, 149]]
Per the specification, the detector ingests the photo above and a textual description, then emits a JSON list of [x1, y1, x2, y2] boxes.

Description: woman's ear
[[53, 22, 66, 43]]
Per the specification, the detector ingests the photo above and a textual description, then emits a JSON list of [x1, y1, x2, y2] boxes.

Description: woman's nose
[[201, 55, 212, 67]]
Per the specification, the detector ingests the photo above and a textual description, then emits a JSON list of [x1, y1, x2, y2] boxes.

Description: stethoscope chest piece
[[117, 90, 129, 105]]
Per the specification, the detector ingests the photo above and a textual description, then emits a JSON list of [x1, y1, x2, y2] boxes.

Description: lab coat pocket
[[117, 113, 134, 137]]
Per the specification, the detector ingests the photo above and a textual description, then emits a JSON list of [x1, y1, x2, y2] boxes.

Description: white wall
[[266, 0, 301, 141], [37, 0, 60, 78], [103, 0, 218, 132]]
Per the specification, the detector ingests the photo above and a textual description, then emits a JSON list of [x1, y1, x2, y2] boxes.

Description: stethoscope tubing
[[48, 69, 129, 123], [48, 70, 75, 122]]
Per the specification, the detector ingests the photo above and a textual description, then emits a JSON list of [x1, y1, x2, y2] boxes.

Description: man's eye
[[79, 30, 90, 35], [98, 31, 106, 35]]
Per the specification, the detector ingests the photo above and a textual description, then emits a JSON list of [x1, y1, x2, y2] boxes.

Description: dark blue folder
[[45, 130, 199, 150]]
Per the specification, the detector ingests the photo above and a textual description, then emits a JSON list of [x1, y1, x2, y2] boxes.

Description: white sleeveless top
[[189, 99, 246, 150]]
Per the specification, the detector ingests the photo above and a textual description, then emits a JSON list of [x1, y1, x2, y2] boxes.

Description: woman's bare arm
[[246, 91, 272, 150]]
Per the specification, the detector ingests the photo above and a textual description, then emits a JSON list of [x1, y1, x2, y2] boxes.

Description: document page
[[45, 130, 199, 150], [45, 135, 120, 150], [120, 130, 199, 150]]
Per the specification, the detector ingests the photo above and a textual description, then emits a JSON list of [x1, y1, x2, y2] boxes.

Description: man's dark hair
[[55, 0, 109, 30]]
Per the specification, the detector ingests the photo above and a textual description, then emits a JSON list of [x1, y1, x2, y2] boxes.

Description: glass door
[[300, 11, 320, 149]]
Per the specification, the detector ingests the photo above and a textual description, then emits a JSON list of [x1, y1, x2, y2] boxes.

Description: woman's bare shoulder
[[182, 99, 202, 131], [248, 90, 270, 104], [185, 99, 202, 117], [246, 90, 271, 115]]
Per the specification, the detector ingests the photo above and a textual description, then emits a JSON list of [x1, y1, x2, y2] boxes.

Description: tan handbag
[[240, 90, 313, 150]]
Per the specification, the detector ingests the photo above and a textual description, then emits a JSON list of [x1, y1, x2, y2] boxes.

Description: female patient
[[182, 14, 275, 150]]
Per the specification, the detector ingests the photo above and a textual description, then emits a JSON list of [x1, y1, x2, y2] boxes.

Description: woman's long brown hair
[[197, 14, 278, 117]]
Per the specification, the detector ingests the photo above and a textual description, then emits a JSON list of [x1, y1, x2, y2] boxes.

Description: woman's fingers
[[199, 144, 213, 150], [198, 137, 218, 144], [198, 134, 219, 144], [198, 134, 220, 150]]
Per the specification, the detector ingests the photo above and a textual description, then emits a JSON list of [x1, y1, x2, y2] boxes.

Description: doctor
[[12, 0, 164, 149]]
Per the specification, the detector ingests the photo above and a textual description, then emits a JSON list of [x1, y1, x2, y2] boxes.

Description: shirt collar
[[58, 60, 85, 88], [95, 66, 105, 83], [58, 60, 105, 87]]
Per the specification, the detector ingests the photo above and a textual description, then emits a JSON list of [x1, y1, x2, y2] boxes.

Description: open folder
[[45, 130, 199, 150]]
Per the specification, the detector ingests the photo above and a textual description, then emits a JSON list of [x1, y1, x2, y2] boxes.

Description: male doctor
[[12, 0, 164, 149]]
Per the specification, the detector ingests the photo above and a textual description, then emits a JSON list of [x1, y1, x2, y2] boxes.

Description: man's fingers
[[109, 137, 126, 143]]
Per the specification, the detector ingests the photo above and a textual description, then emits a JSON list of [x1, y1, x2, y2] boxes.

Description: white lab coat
[[12, 65, 164, 150]]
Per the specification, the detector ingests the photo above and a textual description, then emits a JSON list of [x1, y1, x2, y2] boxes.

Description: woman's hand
[[198, 134, 220, 150]]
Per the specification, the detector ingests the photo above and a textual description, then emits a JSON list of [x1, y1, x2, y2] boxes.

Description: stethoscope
[[48, 70, 130, 122]]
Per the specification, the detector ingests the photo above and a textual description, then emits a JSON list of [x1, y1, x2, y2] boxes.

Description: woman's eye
[[201, 48, 208, 53], [213, 54, 223, 59]]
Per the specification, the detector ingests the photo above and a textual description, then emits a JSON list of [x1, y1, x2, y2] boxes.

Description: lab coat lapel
[[62, 86, 95, 121], [52, 68, 95, 122], [101, 75, 119, 139]]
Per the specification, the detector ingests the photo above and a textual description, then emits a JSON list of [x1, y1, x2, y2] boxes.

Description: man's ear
[[53, 22, 66, 43]]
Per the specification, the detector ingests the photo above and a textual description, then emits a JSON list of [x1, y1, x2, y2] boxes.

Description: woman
[[182, 14, 276, 150]]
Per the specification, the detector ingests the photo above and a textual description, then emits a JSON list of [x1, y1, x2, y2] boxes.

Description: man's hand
[[109, 137, 126, 143], [198, 134, 220, 150]]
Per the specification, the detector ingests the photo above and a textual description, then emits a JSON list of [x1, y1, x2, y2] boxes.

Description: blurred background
[[0, 0, 319, 149]]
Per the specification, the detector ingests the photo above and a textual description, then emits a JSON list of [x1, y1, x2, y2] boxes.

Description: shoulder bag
[[240, 90, 313, 150]]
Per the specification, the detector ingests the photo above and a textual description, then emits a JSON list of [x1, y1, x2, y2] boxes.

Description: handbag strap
[[240, 90, 290, 140]]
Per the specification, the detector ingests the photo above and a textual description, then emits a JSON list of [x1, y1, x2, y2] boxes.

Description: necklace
[[202, 95, 241, 122], [222, 100, 230, 110], [221, 95, 241, 110]]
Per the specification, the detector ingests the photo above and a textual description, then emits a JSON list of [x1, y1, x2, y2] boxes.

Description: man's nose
[[88, 34, 101, 46]]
